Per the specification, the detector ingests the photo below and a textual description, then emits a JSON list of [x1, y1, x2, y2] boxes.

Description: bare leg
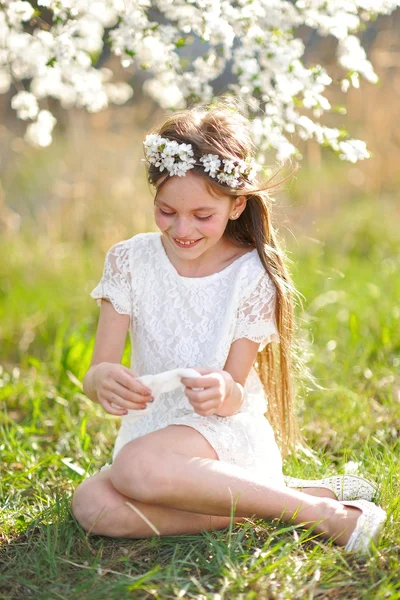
[[72, 468, 245, 537], [293, 488, 337, 499], [108, 426, 360, 545]]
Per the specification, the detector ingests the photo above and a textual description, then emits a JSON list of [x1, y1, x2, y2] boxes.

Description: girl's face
[[154, 171, 244, 261]]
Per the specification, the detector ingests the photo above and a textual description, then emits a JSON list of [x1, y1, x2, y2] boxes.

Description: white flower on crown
[[222, 159, 236, 175], [143, 136, 257, 188], [199, 154, 221, 178], [143, 134, 196, 177], [216, 171, 237, 187]]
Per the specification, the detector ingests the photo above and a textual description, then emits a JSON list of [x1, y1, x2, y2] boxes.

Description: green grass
[[1, 195, 400, 599]]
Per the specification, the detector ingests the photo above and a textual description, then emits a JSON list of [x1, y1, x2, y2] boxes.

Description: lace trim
[[89, 233, 284, 481], [232, 270, 280, 349], [157, 232, 257, 283], [90, 240, 133, 316]]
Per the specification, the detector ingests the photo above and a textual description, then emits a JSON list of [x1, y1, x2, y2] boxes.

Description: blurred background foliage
[[0, 11, 400, 598], [0, 10, 398, 451], [0, 11, 399, 367]]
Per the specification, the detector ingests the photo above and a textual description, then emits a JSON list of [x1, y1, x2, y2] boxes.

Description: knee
[[71, 480, 94, 532], [110, 443, 168, 503], [72, 479, 106, 533], [72, 479, 114, 535]]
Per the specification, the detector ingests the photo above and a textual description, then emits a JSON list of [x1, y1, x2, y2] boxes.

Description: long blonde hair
[[146, 101, 302, 455]]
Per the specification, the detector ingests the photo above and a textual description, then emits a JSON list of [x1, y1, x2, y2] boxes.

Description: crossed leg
[[72, 424, 360, 544], [72, 425, 244, 538]]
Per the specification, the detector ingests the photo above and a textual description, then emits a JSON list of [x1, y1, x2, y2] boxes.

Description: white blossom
[[104, 82, 134, 105], [200, 154, 222, 178], [143, 73, 186, 110], [11, 90, 39, 120], [6, 1, 35, 25], [0, 71, 11, 94], [338, 36, 379, 84], [144, 136, 255, 186], [1, 0, 399, 161], [341, 78, 351, 93], [25, 110, 57, 147], [338, 139, 370, 163], [143, 135, 196, 177]]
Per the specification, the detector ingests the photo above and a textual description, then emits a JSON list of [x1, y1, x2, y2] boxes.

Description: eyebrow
[[155, 200, 216, 212]]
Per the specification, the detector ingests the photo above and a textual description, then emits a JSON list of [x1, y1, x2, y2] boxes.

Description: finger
[[181, 375, 213, 389], [190, 400, 219, 412], [108, 381, 152, 405], [120, 365, 151, 390], [185, 387, 221, 403], [106, 392, 151, 411], [113, 370, 153, 396], [194, 407, 217, 417], [185, 389, 212, 403], [132, 381, 154, 396], [111, 400, 150, 411], [101, 398, 128, 416], [104, 366, 137, 389]]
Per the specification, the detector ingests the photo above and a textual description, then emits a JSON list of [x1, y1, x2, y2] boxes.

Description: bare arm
[[216, 337, 260, 416], [90, 299, 131, 367], [83, 299, 130, 402], [83, 299, 152, 414]]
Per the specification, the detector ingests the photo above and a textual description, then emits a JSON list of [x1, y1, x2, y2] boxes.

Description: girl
[[72, 102, 385, 553]]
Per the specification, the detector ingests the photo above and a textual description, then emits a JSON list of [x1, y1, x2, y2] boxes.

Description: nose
[[173, 217, 193, 238]]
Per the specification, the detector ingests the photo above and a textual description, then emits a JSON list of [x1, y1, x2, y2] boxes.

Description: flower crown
[[143, 134, 256, 189]]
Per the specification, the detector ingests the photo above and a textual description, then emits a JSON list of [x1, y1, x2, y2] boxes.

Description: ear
[[231, 195, 247, 217]]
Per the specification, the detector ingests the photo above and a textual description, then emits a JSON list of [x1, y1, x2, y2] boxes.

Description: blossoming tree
[[1, 0, 399, 161]]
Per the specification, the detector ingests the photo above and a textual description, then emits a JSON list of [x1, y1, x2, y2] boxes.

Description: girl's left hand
[[181, 368, 233, 417]]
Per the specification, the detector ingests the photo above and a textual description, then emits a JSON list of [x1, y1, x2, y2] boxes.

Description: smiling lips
[[173, 237, 203, 247]]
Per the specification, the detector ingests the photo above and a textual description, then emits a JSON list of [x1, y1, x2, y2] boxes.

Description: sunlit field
[[1, 139, 399, 598]]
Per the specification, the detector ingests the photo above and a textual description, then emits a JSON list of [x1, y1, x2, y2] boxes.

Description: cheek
[[154, 212, 226, 235], [199, 220, 225, 235], [201, 215, 229, 235], [154, 212, 170, 230]]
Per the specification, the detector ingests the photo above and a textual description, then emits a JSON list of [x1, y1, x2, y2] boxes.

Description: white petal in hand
[[122, 368, 200, 423]]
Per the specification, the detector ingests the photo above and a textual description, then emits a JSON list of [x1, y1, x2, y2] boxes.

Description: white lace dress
[[90, 232, 284, 483]]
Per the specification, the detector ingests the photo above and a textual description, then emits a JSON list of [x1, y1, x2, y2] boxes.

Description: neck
[[161, 234, 239, 278]]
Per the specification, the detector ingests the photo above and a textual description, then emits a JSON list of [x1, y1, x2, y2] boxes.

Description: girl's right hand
[[89, 362, 153, 416]]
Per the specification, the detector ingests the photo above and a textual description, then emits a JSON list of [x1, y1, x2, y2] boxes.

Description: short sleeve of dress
[[90, 240, 132, 316], [232, 270, 280, 351]]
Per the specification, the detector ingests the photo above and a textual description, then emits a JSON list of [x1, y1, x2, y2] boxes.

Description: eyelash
[[158, 208, 213, 221]]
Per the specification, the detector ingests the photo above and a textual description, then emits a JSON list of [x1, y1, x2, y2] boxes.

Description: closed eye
[[158, 208, 213, 221], [196, 215, 213, 221]]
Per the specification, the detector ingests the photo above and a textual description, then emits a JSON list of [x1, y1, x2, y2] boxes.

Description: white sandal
[[284, 474, 377, 502], [341, 499, 386, 553]]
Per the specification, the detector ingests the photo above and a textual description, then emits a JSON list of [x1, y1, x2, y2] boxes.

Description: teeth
[[175, 238, 198, 245]]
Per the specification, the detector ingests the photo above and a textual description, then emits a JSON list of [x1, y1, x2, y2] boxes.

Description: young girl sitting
[[72, 102, 385, 553]]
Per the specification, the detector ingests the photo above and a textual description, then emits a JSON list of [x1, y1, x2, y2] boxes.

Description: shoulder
[[101, 233, 159, 278], [109, 232, 158, 251], [107, 232, 159, 260], [237, 249, 277, 299], [239, 248, 272, 282]]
